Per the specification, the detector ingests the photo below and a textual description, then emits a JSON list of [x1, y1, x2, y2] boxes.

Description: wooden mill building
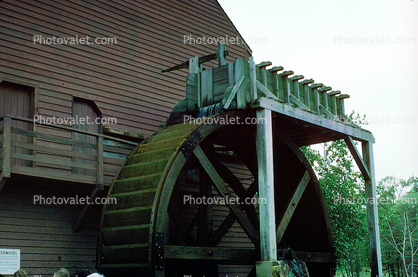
[[0, 0, 382, 277], [0, 0, 250, 275]]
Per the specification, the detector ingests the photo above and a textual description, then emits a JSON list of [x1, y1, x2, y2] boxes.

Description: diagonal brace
[[344, 136, 371, 181]]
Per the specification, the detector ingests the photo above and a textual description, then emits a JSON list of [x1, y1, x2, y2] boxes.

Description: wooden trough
[[97, 45, 382, 276]]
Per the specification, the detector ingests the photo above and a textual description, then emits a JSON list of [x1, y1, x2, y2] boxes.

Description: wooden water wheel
[[97, 110, 335, 277]]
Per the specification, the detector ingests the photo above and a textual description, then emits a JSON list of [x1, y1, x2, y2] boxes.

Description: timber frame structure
[[98, 45, 383, 277]]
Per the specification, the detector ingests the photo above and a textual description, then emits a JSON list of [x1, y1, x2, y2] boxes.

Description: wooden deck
[[0, 115, 137, 190]]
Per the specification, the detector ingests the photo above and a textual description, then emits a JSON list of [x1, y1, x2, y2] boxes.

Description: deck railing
[[0, 115, 137, 186]]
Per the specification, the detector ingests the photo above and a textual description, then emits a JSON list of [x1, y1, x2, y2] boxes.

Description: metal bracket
[[181, 129, 203, 158], [153, 232, 164, 271]]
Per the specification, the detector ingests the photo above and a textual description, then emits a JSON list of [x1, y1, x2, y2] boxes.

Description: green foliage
[[302, 139, 367, 276], [378, 176, 418, 277], [301, 112, 417, 276]]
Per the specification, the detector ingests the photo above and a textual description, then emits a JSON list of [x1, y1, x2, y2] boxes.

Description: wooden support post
[[189, 57, 200, 108], [249, 57, 257, 101], [255, 109, 277, 262], [310, 83, 323, 115], [362, 141, 383, 277], [279, 71, 293, 104], [217, 43, 227, 67], [269, 67, 283, 99], [97, 136, 104, 185], [329, 90, 341, 116], [289, 75, 304, 99], [2, 116, 11, 179], [301, 79, 314, 109], [201, 69, 213, 106], [234, 59, 246, 109]]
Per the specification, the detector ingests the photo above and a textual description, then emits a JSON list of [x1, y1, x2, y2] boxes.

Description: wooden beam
[[362, 141, 383, 277], [255, 109, 277, 261], [74, 184, 104, 232], [268, 66, 284, 73], [97, 136, 104, 185], [290, 94, 310, 112], [200, 69, 213, 107], [249, 57, 257, 101], [276, 171, 311, 244], [2, 116, 11, 178], [164, 245, 256, 265], [193, 145, 260, 245], [0, 173, 8, 193], [217, 43, 227, 66], [223, 75, 244, 110], [168, 210, 198, 246], [251, 97, 375, 143], [205, 179, 258, 246], [256, 61, 272, 68], [234, 59, 247, 109], [256, 81, 280, 101], [319, 105, 335, 119], [344, 136, 371, 181]]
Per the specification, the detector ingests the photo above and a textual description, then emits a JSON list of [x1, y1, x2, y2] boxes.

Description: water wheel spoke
[[168, 210, 197, 246], [202, 146, 260, 228], [185, 209, 200, 235], [204, 212, 235, 246], [193, 145, 260, 246], [276, 170, 311, 244]]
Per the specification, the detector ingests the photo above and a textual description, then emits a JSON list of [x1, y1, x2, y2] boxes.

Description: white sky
[[219, 0, 418, 182]]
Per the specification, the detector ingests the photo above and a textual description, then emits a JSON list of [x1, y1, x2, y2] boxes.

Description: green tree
[[302, 139, 367, 276], [378, 176, 418, 277]]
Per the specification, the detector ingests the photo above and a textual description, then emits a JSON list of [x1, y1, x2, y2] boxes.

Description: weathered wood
[[223, 75, 244, 110], [320, 105, 335, 118], [2, 116, 11, 178], [251, 97, 375, 143], [218, 43, 227, 66], [74, 184, 104, 232], [336, 94, 349, 116], [301, 79, 314, 109], [164, 245, 256, 265], [193, 145, 260, 246], [12, 127, 96, 149], [290, 95, 310, 111], [0, 172, 8, 193], [200, 69, 213, 106], [268, 66, 283, 73], [260, 67, 268, 87], [234, 59, 247, 109], [255, 109, 277, 261], [256, 61, 272, 68], [362, 141, 383, 277], [10, 165, 97, 184], [276, 171, 311, 244], [329, 91, 340, 115], [249, 57, 257, 101], [256, 81, 280, 101], [97, 136, 104, 184], [10, 152, 96, 170], [10, 140, 96, 161], [344, 136, 371, 181]]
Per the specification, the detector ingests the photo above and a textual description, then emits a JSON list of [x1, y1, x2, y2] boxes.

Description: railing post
[[3, 116, 11, 178], [97, 136, 103, 185]]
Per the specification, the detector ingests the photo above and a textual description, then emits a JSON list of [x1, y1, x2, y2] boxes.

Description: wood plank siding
[[0, 0, 250, 136], [0, 0, 251, 275], [0, 179, 106, 276]]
